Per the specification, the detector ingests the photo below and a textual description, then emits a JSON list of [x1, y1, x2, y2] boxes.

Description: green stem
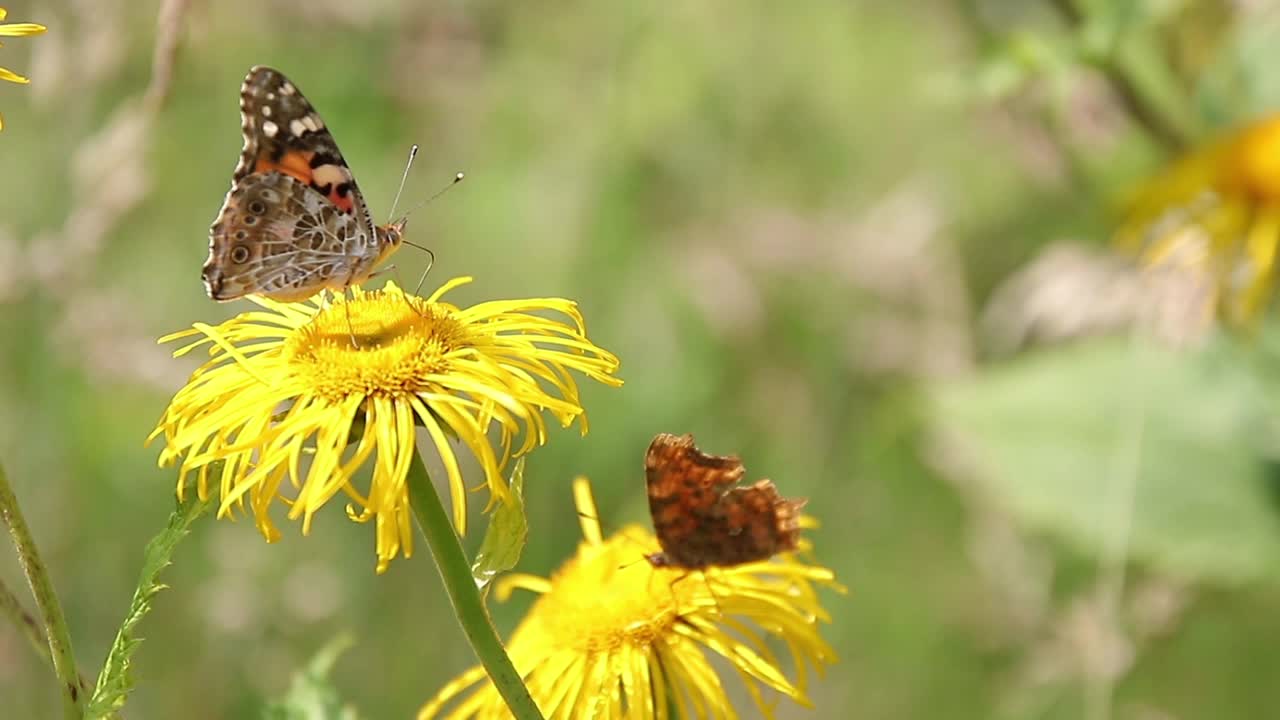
[[405, 448, 544, 720], [1048, 0, 1195, 152], [0, 576, 53, 666], [0, 578, 95, 698], [0, 463, 85, 719]]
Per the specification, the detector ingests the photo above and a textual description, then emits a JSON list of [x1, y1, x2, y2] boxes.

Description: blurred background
[[4, 0, 1280, 717]]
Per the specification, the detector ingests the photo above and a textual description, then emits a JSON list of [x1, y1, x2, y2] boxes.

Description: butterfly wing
[[644, 433, 806, 569], [644, 433, 746, 568], [203, 66, 381, 301], [204, 171, 373, 302], [710, 479, 806, 565]]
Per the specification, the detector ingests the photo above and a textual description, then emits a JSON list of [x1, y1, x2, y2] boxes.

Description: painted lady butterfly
[[644, 433, 806, 569], [203, 66, 405, 302]]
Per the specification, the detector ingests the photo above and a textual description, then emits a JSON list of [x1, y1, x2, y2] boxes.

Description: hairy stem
[[0, 463, 84, 719], [0, 576, 52, 666]]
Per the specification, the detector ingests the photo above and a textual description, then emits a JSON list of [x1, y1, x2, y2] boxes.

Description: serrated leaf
[[931, 336, 1280, 586], [471, 457, 528, 592], [87, 491, 213, 718], [262, 633, 362, 720]]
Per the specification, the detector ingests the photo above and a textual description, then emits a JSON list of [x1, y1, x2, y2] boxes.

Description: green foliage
[[262, 634, 362, 720], [471, 458, 528, 593], [86, 493, 212, 719], [932, 336, 1280, 585], [9, 1, 1280, 718]]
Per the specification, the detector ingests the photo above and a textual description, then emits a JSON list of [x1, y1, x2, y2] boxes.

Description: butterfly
[[202, 66, 406, 302], [644, 433, 806, 569]]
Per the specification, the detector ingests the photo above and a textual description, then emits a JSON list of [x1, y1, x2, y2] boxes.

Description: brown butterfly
[[644, 433, 806, 569]]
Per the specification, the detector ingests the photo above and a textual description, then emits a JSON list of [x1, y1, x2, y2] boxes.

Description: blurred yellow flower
[[0, 7, 47, 131], [1118, 113, 1280, 325], [420, 478, 843, 719], [151, 279, 621, 572]]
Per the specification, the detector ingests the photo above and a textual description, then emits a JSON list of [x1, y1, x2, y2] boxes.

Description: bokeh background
[[4, 0, 1280, 717]]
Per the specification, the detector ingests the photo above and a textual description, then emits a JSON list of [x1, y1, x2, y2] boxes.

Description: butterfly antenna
[[608, 529, 664, 570], [396, 171, 464, 224], [386, 144, 419, 223], [387, 171, 460, 318]]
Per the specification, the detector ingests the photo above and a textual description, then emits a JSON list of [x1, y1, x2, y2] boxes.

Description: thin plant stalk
[[1085, 328, 1152, 720], [405, 447, 544, 720], [0, 576, 53, 666], [0, 463, 85, 719], [1047, 0, 1194, 151]]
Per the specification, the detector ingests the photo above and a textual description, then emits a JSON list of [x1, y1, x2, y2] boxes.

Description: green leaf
[[471, 457, 529, 592], [87, 491, 213, 718], [261, 633, 362, 720], [970, 33, 1077, 102], [930, 336, 1280, 586]]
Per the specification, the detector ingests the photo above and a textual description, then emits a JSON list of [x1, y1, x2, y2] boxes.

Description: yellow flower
[[150, 279, 621, 572], [1118, 113, 1280, 325], [421, 478, 843, 719], [0, 7, 47, 131]]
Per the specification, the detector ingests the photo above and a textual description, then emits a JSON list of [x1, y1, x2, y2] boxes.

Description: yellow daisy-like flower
[[1118, 113, 1280, 325], [0, 7, 47, 131], [421, 478, 843, 719], [151, 279, 621, 572]]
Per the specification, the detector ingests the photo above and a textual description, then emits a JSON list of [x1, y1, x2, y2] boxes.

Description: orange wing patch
[[253, 150, 356, 214], [254, 149, 314, 185], [644, 433, 806, 569]]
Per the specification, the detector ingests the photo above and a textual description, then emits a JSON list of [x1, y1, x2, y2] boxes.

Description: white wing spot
[[302, 114, 323, 132], [289, 119, 307, 137], [261, 105, 272, 117], [281, 82, 296, 96], [262, 120, 279, 138], [266, 92, 276, 101]]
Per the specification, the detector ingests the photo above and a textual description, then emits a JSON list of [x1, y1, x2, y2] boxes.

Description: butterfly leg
[[335, 280, 361, 349], [364, 264, 396, 281], [339, 294, 361, 348], [641, 568, 717, 615], [368, 263, 431, 319], [667, 570, 723, 615], [695, 570, 724, 615], [411, 248, 436, 297]]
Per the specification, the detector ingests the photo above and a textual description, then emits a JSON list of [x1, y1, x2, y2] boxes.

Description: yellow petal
[[0, 66, 29, 83], [0, 22, 44, 36]]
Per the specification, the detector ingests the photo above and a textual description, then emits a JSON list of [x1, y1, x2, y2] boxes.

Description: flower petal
[[0, 22, 46, 36], [0, 66, 29, 83]]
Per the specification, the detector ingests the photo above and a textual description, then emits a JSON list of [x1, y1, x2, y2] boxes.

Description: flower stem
[[1047, 0, 1194, 152], [405, 448, 544, 720], [0, 576, 54, 666], [0, 462, 85, 719]]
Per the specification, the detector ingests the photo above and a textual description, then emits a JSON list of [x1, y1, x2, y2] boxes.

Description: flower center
[[525, 530, 705, 653], [284, 291, 467, 400], [1228, 116, 1280, 202]]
